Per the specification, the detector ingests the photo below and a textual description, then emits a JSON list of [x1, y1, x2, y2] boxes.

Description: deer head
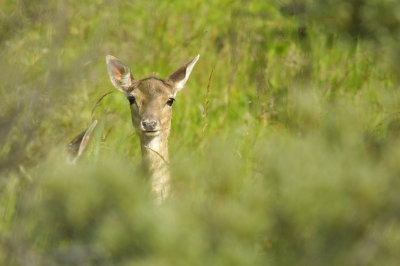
[[106, 55, 199, 141]]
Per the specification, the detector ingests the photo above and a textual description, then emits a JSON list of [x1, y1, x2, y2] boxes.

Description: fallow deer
[[106, 55, 200, 201]]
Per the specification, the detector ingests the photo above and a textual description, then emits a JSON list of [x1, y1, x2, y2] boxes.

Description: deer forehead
[[132, 78, 174, 99]]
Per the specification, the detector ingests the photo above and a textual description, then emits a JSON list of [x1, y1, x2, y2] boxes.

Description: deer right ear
[[167, 54, 200, 94], [106, 55, 134, 94]]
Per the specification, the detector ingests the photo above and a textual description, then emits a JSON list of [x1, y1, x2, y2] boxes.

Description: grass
[[1, 0, 400, 265]]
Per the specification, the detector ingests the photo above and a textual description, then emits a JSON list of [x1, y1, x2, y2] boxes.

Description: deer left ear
[[167, 55, 200, 94], [106, 55, 134, 95]]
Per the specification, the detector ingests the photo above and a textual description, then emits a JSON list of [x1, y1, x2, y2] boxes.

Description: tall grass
[[1, 0, 400, 265]]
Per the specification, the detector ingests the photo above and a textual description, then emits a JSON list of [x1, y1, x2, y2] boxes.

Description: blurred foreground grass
[[1, 0, 400, 265]]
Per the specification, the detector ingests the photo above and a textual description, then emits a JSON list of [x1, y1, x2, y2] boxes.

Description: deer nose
[[141, 119, 158, 131]]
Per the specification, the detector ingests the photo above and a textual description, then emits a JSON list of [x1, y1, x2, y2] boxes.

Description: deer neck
[[139, 130, 170, 200]]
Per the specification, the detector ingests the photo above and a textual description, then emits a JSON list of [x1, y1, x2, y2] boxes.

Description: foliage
[[1, 0, 400, 265]]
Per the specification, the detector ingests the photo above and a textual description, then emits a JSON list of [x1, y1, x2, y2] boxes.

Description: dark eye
[[127, 96, 136, 105], [166, 98, 175, 106]]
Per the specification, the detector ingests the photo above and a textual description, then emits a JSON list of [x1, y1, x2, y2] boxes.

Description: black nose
[[141, 120, 157, 131]]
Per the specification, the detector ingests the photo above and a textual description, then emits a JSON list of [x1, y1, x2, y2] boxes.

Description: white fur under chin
[[146, 136, 161, 152]]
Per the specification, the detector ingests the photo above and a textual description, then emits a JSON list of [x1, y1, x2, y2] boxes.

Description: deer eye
[[127, 96, 136, 105], [166, 98, 175, 106]]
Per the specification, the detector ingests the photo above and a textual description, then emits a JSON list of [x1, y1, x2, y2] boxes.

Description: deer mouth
[[142, 130, 160, 137]]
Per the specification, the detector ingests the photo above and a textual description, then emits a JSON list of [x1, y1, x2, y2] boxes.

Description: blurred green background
[[1, 0, 400, 265]]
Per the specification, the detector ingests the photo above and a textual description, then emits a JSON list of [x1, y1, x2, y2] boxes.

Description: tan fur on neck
[[141, 132, 170, 202]]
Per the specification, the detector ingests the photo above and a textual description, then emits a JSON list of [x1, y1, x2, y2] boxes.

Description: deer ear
[[168, 54, 200, 93], [67, 120, 98, 164], [106, 55, 134, 94]]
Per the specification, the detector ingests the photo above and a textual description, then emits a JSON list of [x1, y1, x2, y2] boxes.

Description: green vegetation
[[1, 0, 400, 265]]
